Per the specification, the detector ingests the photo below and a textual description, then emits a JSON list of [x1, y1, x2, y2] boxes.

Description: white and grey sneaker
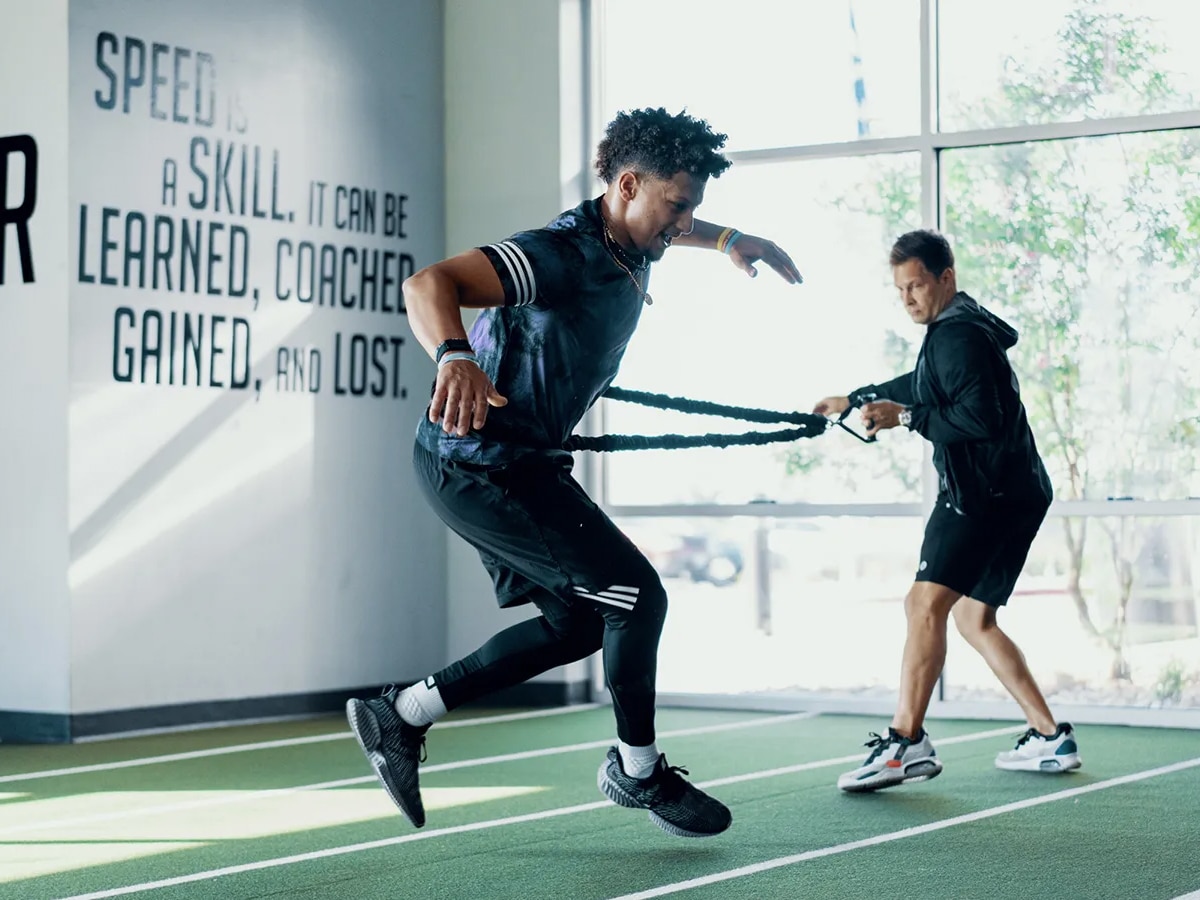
[[837, 727, 944, 793], [995, 723, 1082, 773]]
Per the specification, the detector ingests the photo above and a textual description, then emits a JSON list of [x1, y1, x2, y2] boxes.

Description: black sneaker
[[597, 746, 732, 838], [346, 685, 430, 828]]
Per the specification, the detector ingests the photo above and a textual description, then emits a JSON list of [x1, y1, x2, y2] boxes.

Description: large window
[[944, 131, 1200, 503], [616, 516, 921, 696], [595, 0, 1200, 716], [944, 516, 1200, 708], [938, 0, 1200, 131], [605, 154, 925, 506], [598, 0, 921, 150]]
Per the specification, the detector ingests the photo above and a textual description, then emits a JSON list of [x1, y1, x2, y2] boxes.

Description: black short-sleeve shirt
[[416, 198, 650, 465]]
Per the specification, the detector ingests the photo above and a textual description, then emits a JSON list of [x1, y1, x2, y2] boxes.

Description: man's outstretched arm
[[673, 219, 803, 284]]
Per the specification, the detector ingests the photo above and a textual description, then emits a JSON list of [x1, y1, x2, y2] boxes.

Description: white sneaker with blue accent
[[837, 727, 944, 792], [995, 723, 1082, 772]]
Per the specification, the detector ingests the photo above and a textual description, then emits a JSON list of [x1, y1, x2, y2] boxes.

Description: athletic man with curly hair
[[346, 107, 801, 838]]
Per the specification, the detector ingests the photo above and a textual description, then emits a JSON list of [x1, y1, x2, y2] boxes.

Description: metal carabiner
[[833, 408, 877, 443], [833, 391, 878, 443]]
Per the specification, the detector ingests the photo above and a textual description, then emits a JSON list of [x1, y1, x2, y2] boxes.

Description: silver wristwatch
[[899, 407, 913, 429]]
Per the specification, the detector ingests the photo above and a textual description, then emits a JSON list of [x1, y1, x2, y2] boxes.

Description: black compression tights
[[433, 584, 667, 746]]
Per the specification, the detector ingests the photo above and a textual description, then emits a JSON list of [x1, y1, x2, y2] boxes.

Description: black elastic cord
[[563, 387, 829, 452]]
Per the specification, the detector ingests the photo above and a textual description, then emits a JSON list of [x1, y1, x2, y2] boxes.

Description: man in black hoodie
[[813, 230, 1081, 793]]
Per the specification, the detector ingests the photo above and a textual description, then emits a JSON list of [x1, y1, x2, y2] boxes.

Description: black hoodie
[[852, 292, 1053, 517]]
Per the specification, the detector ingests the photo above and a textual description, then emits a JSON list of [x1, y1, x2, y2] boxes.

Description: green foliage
[[962, 2, 1182, 129], [1153, 658, 1193, 705], [941, 3, 1200, 508], [783, 446, 821, 477], [804, 0, 1200, 675]]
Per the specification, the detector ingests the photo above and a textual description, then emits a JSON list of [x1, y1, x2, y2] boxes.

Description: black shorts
[[412, 441, 659, 611], [915, 494, 1048, 607]]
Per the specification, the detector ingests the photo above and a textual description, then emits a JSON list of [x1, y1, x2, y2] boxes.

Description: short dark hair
[[890, 229, 955, 277], [594, 107, 732, 184]]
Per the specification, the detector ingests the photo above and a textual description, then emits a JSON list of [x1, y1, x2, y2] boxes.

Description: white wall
[[0, 0, 72, 723], [64, 0, 447, 716], [442, 0, 593, 689], [1, 0, 593, 738], [1, 0, 447, 737]]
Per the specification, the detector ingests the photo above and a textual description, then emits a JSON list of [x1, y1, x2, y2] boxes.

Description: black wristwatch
[[435, 338, 473, 363]]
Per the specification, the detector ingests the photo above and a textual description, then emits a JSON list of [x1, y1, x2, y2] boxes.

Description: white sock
[[394, 676, 447, 727], [619, 740, 660, 779]]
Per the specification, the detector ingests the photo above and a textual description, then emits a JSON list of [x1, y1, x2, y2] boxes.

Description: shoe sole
[[839, 758, 944, 793], [346, 699, 425, 828], [596, 760, 730, 838], [995, 753, 1083, 773], [597, 761, 642, 809]]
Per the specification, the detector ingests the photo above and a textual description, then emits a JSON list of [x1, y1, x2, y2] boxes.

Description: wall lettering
[[78, 30, 418, 401], [0, 133, 38, 286]]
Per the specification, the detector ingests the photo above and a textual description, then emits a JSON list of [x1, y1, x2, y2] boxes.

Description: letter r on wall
[[0, 133, 38, 285]]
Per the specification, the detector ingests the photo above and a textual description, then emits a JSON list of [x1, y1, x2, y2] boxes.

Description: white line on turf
[[609, 756, 1200, 899], [4, 713, 819, 837], [0, 703, 603, 785], [54, 723, 1023, 899], [1170, 892, 1200, 900]]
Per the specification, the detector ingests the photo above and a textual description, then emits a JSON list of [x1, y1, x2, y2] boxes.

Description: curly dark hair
[[594, 107, 732, 184]]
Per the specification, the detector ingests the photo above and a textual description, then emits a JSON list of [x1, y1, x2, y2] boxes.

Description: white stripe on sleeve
[[500, 240, 537, 305], [486, 243, 527, 305]]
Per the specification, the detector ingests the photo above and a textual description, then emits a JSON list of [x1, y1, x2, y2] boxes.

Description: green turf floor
[[1, 707, 1198, 900]]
